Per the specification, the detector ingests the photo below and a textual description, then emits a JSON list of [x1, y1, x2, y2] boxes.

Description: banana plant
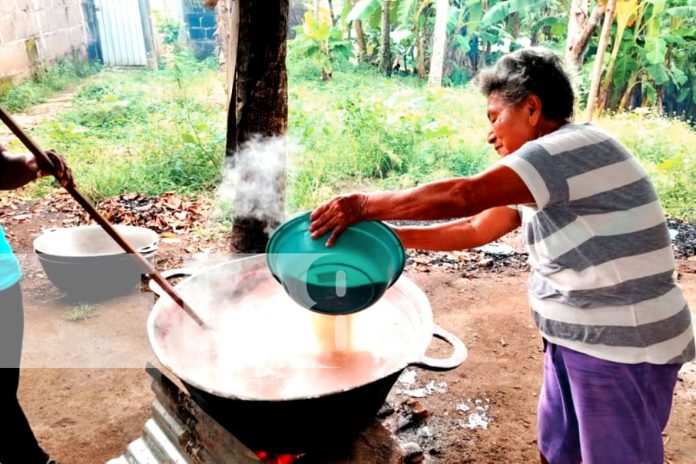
[[602, 0, 696, 112], [291, 12, 353, 80]]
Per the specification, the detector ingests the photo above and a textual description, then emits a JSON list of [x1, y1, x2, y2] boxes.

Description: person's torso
[[0, 224, 22, 292], [510, 124, 694, 364]]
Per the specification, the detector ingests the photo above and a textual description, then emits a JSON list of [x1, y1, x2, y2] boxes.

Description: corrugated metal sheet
[[107, 366, 262, 464], [95, 0, 148, 66]]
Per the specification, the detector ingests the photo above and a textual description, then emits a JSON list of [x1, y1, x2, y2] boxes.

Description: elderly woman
[[1, 143, 72, 464], [309, 47, 695, 464]]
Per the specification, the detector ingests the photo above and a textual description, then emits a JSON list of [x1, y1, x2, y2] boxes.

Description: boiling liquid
[[155, 275, 416, 400]]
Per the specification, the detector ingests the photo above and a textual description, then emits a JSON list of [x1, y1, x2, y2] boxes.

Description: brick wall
[[0, 0, 87, 82]]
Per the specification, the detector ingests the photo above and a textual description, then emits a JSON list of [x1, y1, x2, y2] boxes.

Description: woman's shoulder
[[531, 123, 621, 157]]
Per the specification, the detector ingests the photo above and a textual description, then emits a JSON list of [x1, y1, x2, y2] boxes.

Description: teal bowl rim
[[265, 211, 406, 288]]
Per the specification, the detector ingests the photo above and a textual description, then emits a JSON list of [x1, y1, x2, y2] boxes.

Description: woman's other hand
[[43, 149, 74, 188]]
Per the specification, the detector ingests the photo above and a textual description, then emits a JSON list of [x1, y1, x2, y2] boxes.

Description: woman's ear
[[526, 95, 543, 126]]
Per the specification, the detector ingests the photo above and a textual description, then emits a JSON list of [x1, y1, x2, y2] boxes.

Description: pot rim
[[147, 255, 466, 401], [33, 224, 158, 258]]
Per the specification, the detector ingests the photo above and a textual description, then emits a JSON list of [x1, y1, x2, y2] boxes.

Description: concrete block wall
[[0, 0, 87, 82], [183, 1, 216, 59]]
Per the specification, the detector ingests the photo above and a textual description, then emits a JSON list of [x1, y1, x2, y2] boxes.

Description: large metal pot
[[147, 255, 466, 454], [34, 225, 158, 300]]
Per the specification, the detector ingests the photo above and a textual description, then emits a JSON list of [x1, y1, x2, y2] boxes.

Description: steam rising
[[217, 136, 292, 232]]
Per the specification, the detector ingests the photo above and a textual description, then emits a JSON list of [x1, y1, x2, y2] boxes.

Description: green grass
[[25, 52, 227, 201], [0, 58, 99, 112], [5, 54, 696, 222], [286, 60, 495, 212], [287, 60, 696, 220], [64, 303, 98, 321], [595, 111, 696, 220]]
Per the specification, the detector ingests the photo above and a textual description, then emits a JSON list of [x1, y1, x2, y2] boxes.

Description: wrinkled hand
[[42, 149, 74, 188], [309, 193, 367, 247]]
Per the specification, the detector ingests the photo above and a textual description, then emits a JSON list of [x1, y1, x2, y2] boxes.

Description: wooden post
[[226, 0, 288, 253], [585, 0, 616, 122], [380, 0, 391, 76], [138, 0, 158, 69], [428, 0, 450, 87]]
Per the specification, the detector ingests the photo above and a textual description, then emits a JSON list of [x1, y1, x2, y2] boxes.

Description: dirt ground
[[1, 205, 694, 464]]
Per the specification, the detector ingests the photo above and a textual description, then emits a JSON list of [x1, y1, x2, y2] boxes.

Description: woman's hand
[[43, 149, 74, 188], [309, 193, 368, 247], [0, 144, 74, 190]]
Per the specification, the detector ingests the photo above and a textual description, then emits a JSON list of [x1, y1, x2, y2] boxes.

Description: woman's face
[[486, 91, 538, 157]]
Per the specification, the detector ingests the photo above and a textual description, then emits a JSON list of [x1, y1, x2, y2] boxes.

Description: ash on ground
[[396, 218, 696, 274], [668, 218, 696, 259]]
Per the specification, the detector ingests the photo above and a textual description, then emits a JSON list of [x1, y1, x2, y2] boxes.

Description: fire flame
[[255, 451, 302, 464]]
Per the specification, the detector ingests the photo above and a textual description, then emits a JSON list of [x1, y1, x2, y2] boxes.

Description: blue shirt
[[0, 224, 22, 291]]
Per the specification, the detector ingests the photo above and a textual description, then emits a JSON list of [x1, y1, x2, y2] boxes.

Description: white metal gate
[[94, 0, 148, 66]]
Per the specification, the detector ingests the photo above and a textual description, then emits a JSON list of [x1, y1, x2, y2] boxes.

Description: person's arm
[[0, 144, 73, 190], [392, 206, 521, 251], [310, 162, 532, 246]]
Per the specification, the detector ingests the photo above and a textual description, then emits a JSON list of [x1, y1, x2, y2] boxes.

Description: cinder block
[[69, 24, 86, 47], [0, 12, 15, 42], [0, 41, 30, 77], [201, 13, 216, 28], [36, 9, 51, 31], [39, 28, 68, 60], [14, 0, 32, 11], [66, 5, 83, 26], [45, 7, 70, 30], [185, 13, 201, 28], [0, 0, 16, 15], [12, 10, 40, 39], [189, 27, 205, 41]]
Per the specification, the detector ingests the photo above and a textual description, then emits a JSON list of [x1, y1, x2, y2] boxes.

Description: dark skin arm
[[0, 143, 73, 190], [392, 206, 521, 251], [309, 162, 533, 247]]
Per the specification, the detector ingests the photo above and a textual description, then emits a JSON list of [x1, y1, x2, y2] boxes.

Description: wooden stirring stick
[[0, 106, 208, 329]]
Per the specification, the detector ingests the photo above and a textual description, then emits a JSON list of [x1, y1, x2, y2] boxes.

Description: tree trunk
[[327, 0, 336, 25], [509, 12, 520, 39], [216, 0, 239, 97], [618, 72, 640, 112], [427, 0, 449, 87], [565, 0, 587, 64], [352, 0, 367, 61], [416, 27, 427, 78], [354, 19, 367, 60], [314, 0, 321, 19], [585, 0, 616, 122], [480, 41, 490, 72], [565, 0, 604, 71], [380, 0, 392, 76], [226, 0, 289, 253]]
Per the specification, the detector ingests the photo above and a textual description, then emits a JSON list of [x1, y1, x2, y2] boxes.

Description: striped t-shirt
[[498, 123, 695, 364]]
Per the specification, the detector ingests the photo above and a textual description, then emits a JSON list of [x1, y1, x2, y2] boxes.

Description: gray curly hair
[[475, 47, 574, 122]]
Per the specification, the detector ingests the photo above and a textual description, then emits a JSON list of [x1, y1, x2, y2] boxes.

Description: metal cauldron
[[147, 255, 466, 453]]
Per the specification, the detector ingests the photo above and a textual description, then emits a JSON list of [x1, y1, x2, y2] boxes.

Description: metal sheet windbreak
[[107, 366, 262, 464], [94, 0, 148, 66]]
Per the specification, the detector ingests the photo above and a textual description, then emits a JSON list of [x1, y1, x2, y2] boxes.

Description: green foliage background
[[2, 51, 695, 221]]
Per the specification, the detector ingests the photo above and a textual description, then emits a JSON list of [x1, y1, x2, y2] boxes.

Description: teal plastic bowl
[[266, 212, 405, 315]]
